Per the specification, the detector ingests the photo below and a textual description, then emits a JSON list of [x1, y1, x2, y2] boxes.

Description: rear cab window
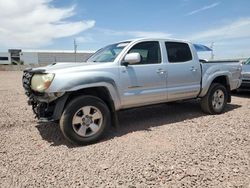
[[165, 42, 192, 63]]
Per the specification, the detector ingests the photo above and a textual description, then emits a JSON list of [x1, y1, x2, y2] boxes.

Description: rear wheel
[[200, 83, 228, 114], [60, 95, 111, 145]]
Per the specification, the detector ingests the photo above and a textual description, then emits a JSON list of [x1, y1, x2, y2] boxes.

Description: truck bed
[[200, 60, 240, 63]]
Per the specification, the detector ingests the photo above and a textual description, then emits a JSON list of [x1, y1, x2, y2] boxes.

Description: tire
[[60, 95, 111, 145], [200, 83, 228, 114]]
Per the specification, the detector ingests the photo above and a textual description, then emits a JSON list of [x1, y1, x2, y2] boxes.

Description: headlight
[[31, 73, 55, 92]]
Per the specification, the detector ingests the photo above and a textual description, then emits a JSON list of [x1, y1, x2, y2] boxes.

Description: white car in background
[[240, 58, 250, 89]]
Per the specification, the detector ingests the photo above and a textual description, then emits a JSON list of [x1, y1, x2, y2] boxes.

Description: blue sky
[[1, 0, 250, 59]]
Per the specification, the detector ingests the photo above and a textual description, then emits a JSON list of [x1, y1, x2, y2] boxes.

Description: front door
[[119, 41, 167, 108]]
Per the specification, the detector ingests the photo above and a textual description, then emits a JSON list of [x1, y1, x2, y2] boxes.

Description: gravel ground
[[0, 71, 250, 187]]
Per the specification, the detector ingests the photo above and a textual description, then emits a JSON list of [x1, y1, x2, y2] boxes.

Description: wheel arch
[[200, 74, 231, 102], [61, 86, 120, 127], [65, 86, 117, 114]]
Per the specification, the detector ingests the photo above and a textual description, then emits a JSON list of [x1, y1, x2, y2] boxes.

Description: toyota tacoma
[[22, 38, 242, 145]]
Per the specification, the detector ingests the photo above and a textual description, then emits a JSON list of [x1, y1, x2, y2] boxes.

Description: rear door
[[165, 42, 201, 101], [119, 41, 167, 108]]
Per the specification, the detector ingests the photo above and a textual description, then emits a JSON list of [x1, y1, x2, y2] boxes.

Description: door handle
[[156, 69, 166, 74], [190, 67, 197, 72]]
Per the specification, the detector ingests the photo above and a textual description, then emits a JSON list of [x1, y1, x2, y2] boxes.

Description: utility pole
[[74, 39, 77, 63], [210, 42, 215, 60]]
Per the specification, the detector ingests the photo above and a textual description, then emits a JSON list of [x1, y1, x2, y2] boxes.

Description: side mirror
[[123, 53, 141, 65]]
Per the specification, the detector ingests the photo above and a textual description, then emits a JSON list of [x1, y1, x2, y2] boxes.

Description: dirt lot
[[0, 71, 249, 187]]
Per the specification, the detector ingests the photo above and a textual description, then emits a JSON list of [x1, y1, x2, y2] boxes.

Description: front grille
[[22, 69, 50, 119], [22, 70, 40, 117], [22, 70, 33, 96]]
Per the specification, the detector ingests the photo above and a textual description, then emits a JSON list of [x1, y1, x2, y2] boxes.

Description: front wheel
[[60, 95, 111, 145], [200, 83, 228, 114]]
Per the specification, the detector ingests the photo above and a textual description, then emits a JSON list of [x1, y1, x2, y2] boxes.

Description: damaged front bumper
[[22, 69, 68, 122]]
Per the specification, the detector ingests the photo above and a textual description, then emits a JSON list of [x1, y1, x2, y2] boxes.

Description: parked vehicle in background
[[22, 38, 242, 145], [240, 58, 250, 89]]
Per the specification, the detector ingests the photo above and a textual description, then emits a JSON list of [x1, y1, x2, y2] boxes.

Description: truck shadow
[[232, 90, 250, 98], [36, 100, 241, 147]]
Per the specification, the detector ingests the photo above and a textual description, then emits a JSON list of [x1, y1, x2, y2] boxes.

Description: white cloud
[[189, 18, 250, 42], [98, 29, 172, 38], [186, 2, 220, 16], [0, 0, 95, 48]]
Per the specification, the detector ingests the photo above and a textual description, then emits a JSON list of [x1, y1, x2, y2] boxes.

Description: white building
[[0, 52, 11, 64], [0, 49, 94, 65], [20, 50, 94, 65]]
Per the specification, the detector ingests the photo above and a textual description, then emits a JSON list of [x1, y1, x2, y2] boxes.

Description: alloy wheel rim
[[72, 106, 103, 137], [212, 89, 225, 111]]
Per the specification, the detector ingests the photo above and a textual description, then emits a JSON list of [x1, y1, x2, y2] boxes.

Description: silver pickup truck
[[22, 38, 242, 145]]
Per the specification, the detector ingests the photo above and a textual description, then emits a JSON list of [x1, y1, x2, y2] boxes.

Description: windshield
[[245, 58, 250, 65], [87, 42, 131, 63]]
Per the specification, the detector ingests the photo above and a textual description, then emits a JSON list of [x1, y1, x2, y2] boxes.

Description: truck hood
[[31, 62, 112, 73]]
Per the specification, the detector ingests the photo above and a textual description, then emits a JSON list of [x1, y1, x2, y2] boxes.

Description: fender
[[199, 71, 231, 97], [47, 73, 122, 110]]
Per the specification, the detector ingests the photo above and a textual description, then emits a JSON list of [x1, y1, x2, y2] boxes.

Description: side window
[[128, 41, 161, 64], [165, 42, 192, 63]]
